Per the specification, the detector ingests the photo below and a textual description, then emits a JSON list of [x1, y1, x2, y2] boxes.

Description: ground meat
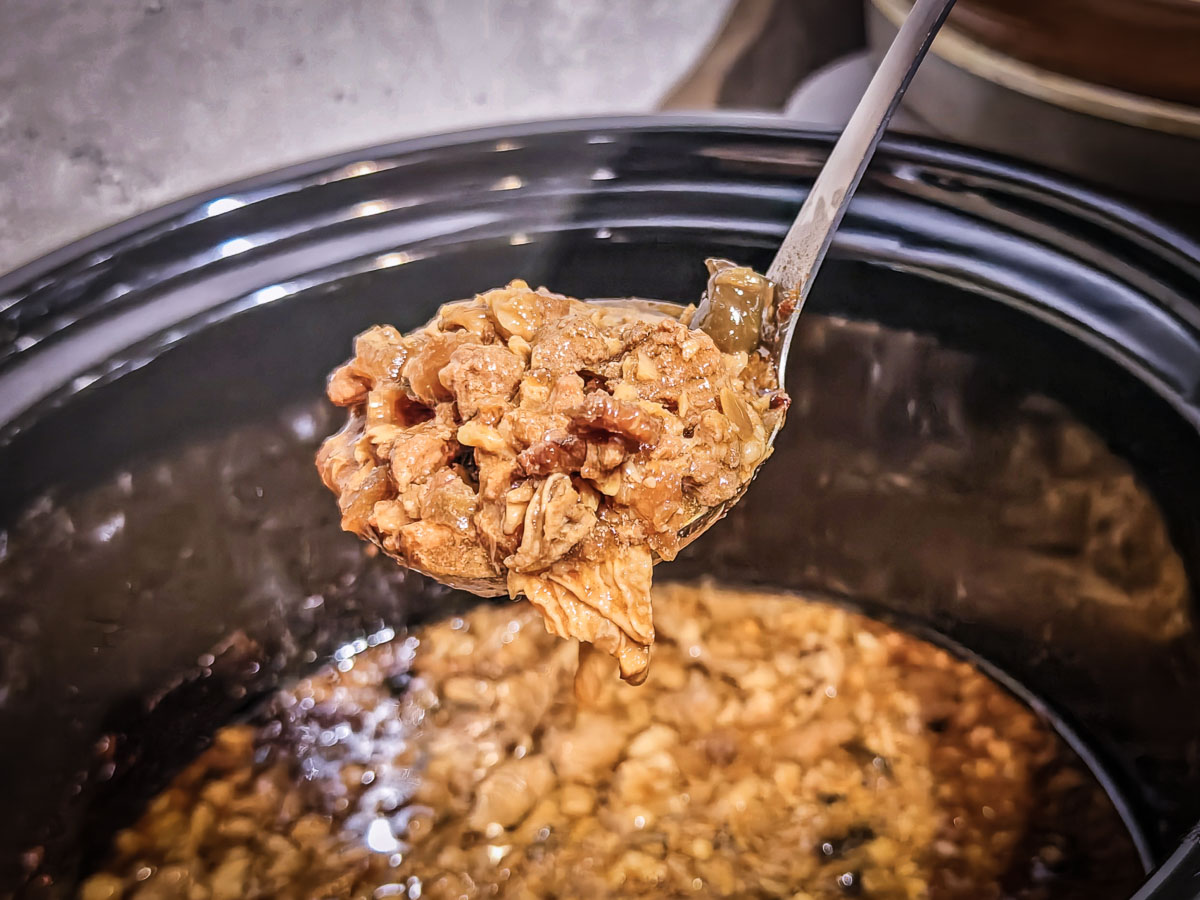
[[505, 474, 597, 573], [317, 270, 786, 683], [80, 584, 1144, 900]]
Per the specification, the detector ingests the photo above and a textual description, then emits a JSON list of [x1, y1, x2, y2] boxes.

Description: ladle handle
[[766, 0, 957, 302]]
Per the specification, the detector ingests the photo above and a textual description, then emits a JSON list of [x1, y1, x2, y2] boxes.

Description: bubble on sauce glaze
[[365, 818, 401, 854], [486, 844, 511, 864]]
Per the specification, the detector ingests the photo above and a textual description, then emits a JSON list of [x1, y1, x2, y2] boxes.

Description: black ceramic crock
[[1, 115, 1198, 898]]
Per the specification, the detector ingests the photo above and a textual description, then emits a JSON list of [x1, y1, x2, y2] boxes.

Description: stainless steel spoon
[[673, 0, 958, 546], [766, 0, 957, 375], [379, 0, 957, 592]]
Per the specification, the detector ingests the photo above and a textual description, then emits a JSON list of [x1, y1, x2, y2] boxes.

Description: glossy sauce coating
[[692, 258, 774, 356], [81, 583, 1142, 900]]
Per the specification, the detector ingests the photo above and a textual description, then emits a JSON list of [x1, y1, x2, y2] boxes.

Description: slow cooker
[[1, 116, 1198, 898]]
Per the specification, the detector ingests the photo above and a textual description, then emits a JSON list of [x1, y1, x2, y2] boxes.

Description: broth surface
[[80, 583, 1141, 900]]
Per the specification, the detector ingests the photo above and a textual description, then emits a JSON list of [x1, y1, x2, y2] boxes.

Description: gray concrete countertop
[[0, 0, 733, 274]]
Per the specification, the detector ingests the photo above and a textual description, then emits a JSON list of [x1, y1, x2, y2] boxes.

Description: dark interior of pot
[[1, 120, 1199, 899]]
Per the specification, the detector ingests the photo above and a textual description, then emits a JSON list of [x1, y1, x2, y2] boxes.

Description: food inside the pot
[[80, 582, 1142, 900], [318, 264, 786, 685]]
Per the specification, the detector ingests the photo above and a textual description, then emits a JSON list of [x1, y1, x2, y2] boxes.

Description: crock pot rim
[[3, 112, 1199, 899], [3, 112, 1199, 295]]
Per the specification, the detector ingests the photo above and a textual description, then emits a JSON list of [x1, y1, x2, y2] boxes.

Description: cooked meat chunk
[[401, 331, 479, 405], [505, 474, 597, 572], [439, 343, 524, 420], [528, 314, 618, 375], [418, 468, 478, 530], [384, 418, 457, 493], [509, 545, 654, 684], [317, 268, 786, 682], [396, 520, 495, 581]]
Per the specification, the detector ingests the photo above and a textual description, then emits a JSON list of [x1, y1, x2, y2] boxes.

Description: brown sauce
[[79, 583, 1142, 900]]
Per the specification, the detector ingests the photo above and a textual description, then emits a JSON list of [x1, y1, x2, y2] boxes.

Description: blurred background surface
[[2, 0, 1198, 275], [0, 0, 735, 273]]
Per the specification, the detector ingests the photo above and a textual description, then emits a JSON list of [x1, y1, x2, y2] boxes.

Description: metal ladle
[[389, 0, 957, 593], [672, 0, 959, 546], [764, 0, 957, 371]]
